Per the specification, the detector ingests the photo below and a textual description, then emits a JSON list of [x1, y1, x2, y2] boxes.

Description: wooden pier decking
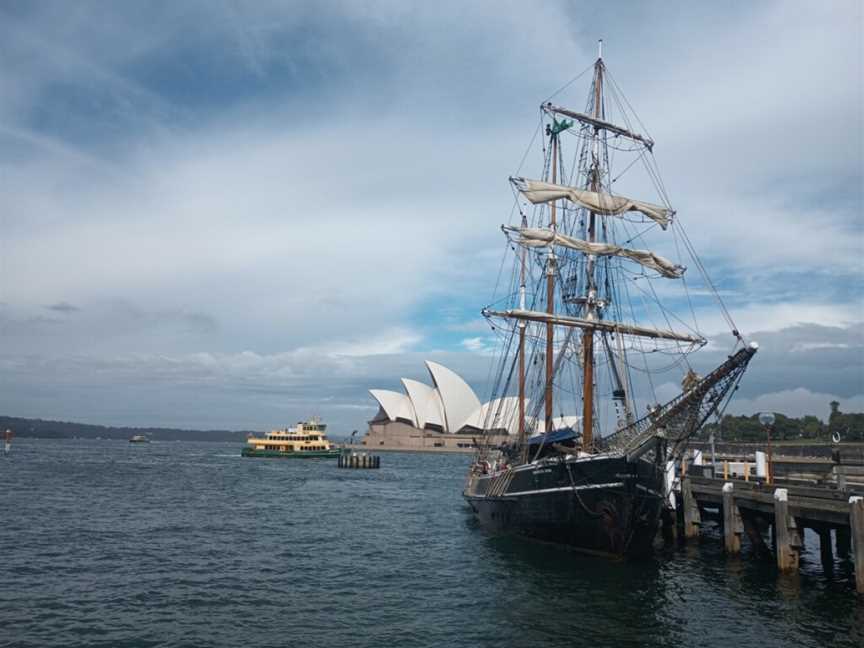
[[672, 448, 864, 594]]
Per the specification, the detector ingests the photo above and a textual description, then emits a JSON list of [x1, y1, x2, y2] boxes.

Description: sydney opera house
[[362, 360, 580, 453]]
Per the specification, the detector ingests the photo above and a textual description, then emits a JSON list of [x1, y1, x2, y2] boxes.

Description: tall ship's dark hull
[[464, 454, 664, 557]]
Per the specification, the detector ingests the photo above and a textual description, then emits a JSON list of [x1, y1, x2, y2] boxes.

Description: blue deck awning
[[526, 427, 578, 446]]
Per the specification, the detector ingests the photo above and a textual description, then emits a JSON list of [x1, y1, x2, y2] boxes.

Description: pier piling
[[338, 451, 380, 469], [741, 513, 770, 558], [850, 496, 864, 594], [837, 526, 851, 558], [816, 525, 834, 569], [682, 477, 701, 540], [722, 482, 743, 554], [774, 488, 802, 571]]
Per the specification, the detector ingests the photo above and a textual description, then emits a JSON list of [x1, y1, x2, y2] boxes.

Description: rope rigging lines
[[476, 56, 749, 456]]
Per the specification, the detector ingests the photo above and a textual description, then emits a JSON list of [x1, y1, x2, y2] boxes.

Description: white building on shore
[[364, 360, 556, 453]]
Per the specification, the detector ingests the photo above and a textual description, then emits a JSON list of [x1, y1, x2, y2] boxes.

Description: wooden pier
[[337, 451, 380, 469], [672, 447, 864, 594]]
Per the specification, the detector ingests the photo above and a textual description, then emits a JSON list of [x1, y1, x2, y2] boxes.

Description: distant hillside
[[700, 401, 864, 443], [0, 415, 255, 442]]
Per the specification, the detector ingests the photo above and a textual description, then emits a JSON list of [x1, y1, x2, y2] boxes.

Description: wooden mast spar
[[518, 217, 526, 444], [544, 129, 558, 436], [582, 42, 604, 451]]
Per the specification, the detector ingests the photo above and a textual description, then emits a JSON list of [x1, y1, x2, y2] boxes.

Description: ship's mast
[[544, 129, 558, 435], [518, 213, 527, 445], [582, 42, 604, 451]]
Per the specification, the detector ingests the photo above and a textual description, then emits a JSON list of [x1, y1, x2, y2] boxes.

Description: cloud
[[1, 321, 858, 433], [0, 1, 860, 428], [45, 301, 79, 313], [460, 337, 495, 355]]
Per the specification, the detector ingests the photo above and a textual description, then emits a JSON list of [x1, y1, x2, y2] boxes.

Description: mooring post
[[835, 465, 848, 491], [681, 476, 701, 540], [665, 460, 676, 509], [662, 459, 678, 544], [774, 488, 801, 572], [850, 496, 864, 594], [722, 482, 742, 554]]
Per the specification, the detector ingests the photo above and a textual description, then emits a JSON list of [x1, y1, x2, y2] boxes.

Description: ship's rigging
[[463, 42, 756, 557], [476, 41, 751, 456]]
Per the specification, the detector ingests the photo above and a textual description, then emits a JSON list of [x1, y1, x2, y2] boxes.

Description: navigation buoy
[[4, 429, 12, 455]]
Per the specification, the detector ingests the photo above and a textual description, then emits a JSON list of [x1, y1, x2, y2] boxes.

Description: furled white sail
[[511, 177, 672, 229], [503, 226, 685, 278]]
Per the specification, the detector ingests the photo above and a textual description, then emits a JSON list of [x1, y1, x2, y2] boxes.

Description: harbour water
[[1, 439, 861, 648]]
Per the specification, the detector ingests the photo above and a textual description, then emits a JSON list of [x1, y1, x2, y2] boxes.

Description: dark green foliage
[[700, 402, 864, 442], [829, 401, 864, 443], [0, 415, 253, 442]]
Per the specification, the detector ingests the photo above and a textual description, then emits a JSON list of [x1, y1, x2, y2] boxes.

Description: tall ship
[[463, 43, 757, 557], [242, 418, 340, 458]]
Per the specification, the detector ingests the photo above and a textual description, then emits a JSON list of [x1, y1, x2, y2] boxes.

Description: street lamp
[[759, 411, 775, 484]]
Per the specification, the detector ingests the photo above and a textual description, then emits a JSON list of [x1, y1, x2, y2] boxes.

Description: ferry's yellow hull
[[241, 448, 340, 459]]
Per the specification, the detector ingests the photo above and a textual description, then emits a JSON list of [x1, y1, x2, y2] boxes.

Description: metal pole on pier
[[759, 412, 775, 485]]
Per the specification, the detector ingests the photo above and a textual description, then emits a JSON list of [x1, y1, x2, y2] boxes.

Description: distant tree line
[[699, 401, 864, 442], [0, 415, 253, 442]]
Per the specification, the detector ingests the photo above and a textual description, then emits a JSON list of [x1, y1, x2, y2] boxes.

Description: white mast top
[[598, 39, 603, 60]]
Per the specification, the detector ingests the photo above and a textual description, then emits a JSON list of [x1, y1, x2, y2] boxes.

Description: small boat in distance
[[242, 418, 340, 458], [128, 434, 150, 443]]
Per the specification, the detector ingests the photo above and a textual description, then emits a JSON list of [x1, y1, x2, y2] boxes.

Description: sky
[[0, 0, 861, 433]]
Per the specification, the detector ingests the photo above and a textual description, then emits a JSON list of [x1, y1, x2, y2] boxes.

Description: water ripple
[[1, 439, 862, 648]]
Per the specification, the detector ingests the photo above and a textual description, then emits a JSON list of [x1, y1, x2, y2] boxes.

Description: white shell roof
[[370, 361, 577, 436], [425, 361, 481, 434], [369, 389, 417, 425], [459, 397, 528, 435], [401, 378, 445, 429]]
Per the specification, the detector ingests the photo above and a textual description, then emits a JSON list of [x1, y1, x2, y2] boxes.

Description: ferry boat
[[128, 434, 150, 443], [241, 418, 340, 458]]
